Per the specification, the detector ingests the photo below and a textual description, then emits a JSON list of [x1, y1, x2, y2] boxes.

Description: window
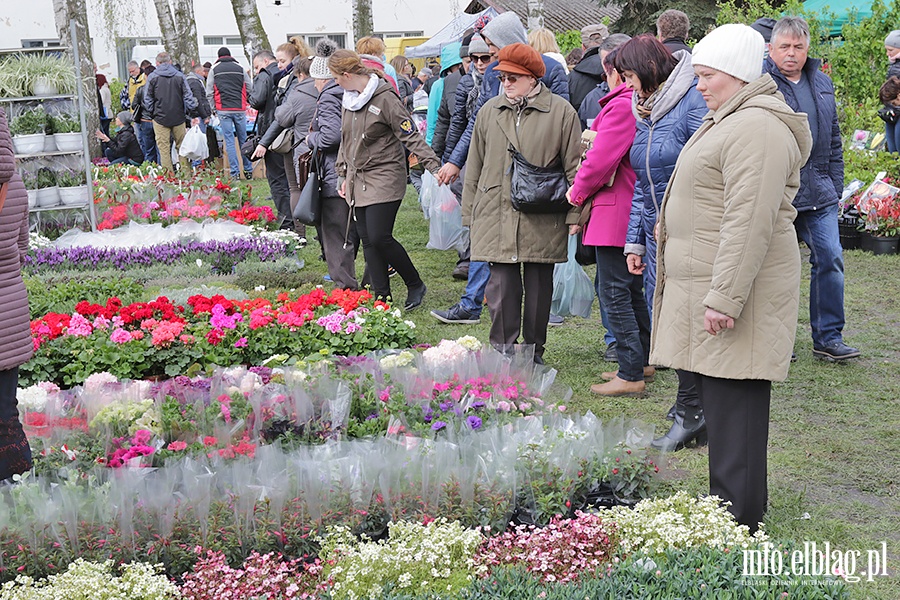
[[375, 31, 424, 39], [21, 39, 63, 48], [288, 33, 347, 49], [137, 38, 161, 46], [203, 36, 241, 46]]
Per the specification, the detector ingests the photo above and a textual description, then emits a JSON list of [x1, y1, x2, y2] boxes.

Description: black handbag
[[508, 144, 570, 214], [877, 105, 900, 124], [240, 120, 261, 158], [293, 152, 321, 225]]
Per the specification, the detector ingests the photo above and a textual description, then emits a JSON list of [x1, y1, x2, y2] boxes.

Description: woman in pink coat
[[567, 49, 651, 396]]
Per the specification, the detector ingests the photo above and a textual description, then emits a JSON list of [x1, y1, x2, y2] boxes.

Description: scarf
[[465, 71, 483, 121], [342, 74, 379, 111], [633, 81, 665, 120]]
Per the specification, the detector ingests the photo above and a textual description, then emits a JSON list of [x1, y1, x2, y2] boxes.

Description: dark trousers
[[694, 373, 771, 532], [265, 150, 291, 223], [0, 367, 31, 481], [321, 196, 359, 289], [486, 262, 554, 359], [355, 200, 421, 299], [675, 369, 701, 409], [595, 246, 650, 381]]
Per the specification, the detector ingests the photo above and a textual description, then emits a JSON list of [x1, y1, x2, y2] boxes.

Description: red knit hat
[[496, 43, 545, 79]]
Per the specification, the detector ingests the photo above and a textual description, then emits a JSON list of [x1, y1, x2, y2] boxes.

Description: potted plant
[[9, 106, 48, 154], [56, 167, 88, 206], [21, 170, 38, 209], [34, 167, 59, 208], [855, 176, 900, 255], [50, 112, 83, 152]]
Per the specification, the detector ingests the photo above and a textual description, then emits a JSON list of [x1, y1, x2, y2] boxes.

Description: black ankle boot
[[651, 406, 707, 452], [665, 403, 676, 420]]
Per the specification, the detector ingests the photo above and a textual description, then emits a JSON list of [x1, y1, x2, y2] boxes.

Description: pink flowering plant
[[179, 548, 322, 600]]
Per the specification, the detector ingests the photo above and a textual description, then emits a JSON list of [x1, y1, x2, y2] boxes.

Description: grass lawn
[[226, 179, 900, 597]]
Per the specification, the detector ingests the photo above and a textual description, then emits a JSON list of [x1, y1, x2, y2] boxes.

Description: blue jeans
[[593, 265, 616, 346], [794, 203, 845, 348], [459, 260, 489, 315], [886, 121, 900, 153], [104, 149, 141, 166], [137, 120, 158, 163], [595, 246, 650, 381], [218, 111, 252, 178]]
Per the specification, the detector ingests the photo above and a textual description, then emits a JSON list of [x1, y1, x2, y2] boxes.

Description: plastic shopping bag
[[418, 169, 438, 219], [423, 171, 468, 252], [551, 235, 594, 318], [179, 124, 209, 161]]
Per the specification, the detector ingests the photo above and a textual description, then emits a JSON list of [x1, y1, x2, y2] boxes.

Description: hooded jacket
[[336, 79, 441, 208], [250, 61, 283, 136], [446, 56, 569, 168], [443, 69, 482, 163], [143, 62, 198, 128], [306, 79, 344, 198], [206, 56, 251, 112], [568, 83, 637, 247], [185, 72, 212, 121], [461, 83, 581, 264], [106, 124, 144, 164], [273, 77, 318, 164], [0, 108, 33, 371], [568, 47, 605, 111], [625, 51, 707, 257], [650, 75, 813, 381], [764, 56, 843, 212]]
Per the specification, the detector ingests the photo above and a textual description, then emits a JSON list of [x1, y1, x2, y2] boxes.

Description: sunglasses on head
[[498, 73, 524, 83], [470, 54, 492, 63]]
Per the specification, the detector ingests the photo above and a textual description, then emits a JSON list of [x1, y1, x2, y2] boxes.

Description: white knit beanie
[[692, 24, 765, 83], [310, 38, 338, 80]]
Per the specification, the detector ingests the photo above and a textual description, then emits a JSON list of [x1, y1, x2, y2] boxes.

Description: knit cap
[[886, 30, 900, 49], [481, 12, 527, 49], [692, 24, 765, 83], [311, 38, 338, 79], [468, 34, 490, 56], [116, 111, 133, 126]]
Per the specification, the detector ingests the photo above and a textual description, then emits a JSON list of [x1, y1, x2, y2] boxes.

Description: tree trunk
[[230, 0, 272, 64], [151, 0, 181, 61], [527, 0, 544, 30], [352, 0, 374, 41], [172, 0, 200, 70], [52, 0, 101, 158]]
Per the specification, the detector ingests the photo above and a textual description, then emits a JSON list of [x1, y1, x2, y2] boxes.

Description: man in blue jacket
[[765, 16, 860, 361]]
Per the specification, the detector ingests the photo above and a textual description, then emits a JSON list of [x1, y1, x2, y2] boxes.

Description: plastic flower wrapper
[[310, 375, 352, 436], [247, 381, 289, 441], [179, 456, 217, 544], [420, 338, 481, 382]]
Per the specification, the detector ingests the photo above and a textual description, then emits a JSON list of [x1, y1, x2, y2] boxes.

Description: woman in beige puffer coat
[[650, 25, 812, 532]]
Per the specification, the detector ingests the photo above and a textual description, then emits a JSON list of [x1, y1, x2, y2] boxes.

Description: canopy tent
[[404, 7, 499, 58], [802, 0, 873, 37]]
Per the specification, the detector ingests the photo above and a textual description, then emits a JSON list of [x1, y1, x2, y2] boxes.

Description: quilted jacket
[[625, 51, 707, 257], [763, 57, 843, 212], [568, 83, 637, 247], [0, 108, 33, 371], [305, 80, 344, 198], [446, 56, 569, 168], [650, 76, 812, 382], [461, 84, 581, 264]]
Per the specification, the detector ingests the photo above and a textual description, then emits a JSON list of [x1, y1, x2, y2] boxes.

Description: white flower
[[404, 320, 416, 329], [254, 284, 266, 291], [16, 385, 49, 412], [196, 258, 203, 267], [456, 335, 482, 351]]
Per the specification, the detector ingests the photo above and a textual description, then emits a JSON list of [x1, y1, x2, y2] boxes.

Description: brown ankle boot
[[600, 366, 656, 382], [590, 376, 646, 396]]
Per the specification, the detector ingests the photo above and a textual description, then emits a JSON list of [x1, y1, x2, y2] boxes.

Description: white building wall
[[0, 0, 466, 80]]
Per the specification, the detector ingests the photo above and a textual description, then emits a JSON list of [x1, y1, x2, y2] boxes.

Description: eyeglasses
[[498, 73, 523, 84], [470, 55, 492, 64]]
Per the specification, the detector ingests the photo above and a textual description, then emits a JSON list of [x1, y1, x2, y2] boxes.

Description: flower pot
[[32, 77, 59, 96], [35, 186, 60, 208], [27, 189, 37, 209], [53, 132, 83, 152], [43, 134, 57, 152], [58, 185, 88, 206], [860, 232, 899, 255], [13, 133, 46, 155], [838, 223, 861, 250]]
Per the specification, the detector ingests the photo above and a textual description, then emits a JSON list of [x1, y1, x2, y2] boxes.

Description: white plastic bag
[[551, 235, 594, 318], [423, 171, 468, 252], [179, 124, 209, 161]]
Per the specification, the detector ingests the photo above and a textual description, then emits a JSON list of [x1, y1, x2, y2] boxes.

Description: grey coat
[[0, 109, 33, 371], [274, 76, 318, 170], [305, 80, 344, 198]]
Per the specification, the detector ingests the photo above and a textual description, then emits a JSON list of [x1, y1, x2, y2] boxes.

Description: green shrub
[[234, 257, 321, 292], [843, 148, 900, 185], [25, 277, 144, 319]]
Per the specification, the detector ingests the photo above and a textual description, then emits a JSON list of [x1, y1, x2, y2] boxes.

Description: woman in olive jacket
[[0, 108, 33, 482], [462, 44, 581, 363], [331, 50, 441, 310]]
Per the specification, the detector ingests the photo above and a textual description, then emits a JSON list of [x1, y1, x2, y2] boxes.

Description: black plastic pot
[[838, 223, 861, 250], [860, 232, 899, 255]]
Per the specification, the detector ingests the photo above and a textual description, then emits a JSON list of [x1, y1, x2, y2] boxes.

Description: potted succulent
[[50, 112, 83, 152], [34, 167, 60, 208], [56, 167, 88, 206], [9, 106, 48, 154], [21, 170, 38, 209]]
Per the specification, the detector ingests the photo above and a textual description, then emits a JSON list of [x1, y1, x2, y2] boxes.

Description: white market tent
[[404, 7, 499, 58]]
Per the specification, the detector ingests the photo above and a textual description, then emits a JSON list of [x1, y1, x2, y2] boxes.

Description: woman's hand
[[338, 180, 346, 198], [437, 163, 460, 185], [626, 253, 645, 275], [654, 222, 660, 241], [251, 144, 267, 159], [569, 224, 581, 235], [704, 308, 735, 336], [566, 186, 578, 206], [94, 129, 109, 143]]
